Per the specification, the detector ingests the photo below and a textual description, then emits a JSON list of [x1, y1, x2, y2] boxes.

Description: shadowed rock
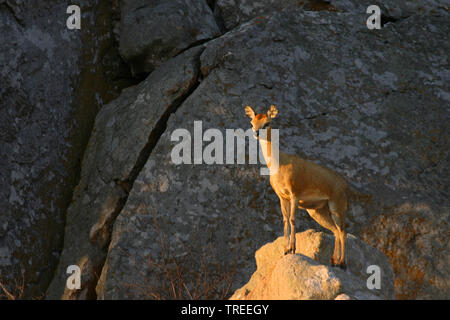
[[119, 0, 220, 76], [0, 0, 132, 298], [45, 46, 204, 300]]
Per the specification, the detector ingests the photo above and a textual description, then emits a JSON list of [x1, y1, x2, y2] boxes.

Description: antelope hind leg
[[329, 198, 347, 269], [306, 205, 340, 266], [288, 197, 298, 254]]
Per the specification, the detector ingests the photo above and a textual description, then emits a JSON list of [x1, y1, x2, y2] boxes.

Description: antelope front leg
[[288, 197, 298, 254], [279, 198, 291, 255]]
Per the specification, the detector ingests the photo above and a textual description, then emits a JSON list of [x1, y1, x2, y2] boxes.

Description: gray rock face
[[91, 9, 449, 299], [45, 46, 204, 299], [362, 208, 450, 299], [230, 230, 395, 300], [215, 0, 450, 30], [0, 0, 131, 298], [119, 0, 220, 76]]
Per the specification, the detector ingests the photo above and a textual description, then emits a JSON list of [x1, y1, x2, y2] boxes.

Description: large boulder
[[119, 0, 221, 76], [230, 230, 395, 300], [0, 0, 131, 298], [92, 9, 449, 299], [45, 46, 204, 299]]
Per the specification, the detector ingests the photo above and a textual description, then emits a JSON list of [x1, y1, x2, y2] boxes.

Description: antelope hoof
[[289, 244, 296, 255], [284, 247, 294, 255], [330, 258, 337, 267], [338, 262, 347, 270]]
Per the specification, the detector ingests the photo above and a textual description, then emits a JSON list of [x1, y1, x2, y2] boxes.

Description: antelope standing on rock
[[245, 105, 350, 269]]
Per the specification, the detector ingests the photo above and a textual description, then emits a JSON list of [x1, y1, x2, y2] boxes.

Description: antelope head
[[244, 105, 278, 140]]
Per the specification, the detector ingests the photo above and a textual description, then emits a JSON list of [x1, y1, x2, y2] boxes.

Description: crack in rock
[[45, 46, 204, 300]]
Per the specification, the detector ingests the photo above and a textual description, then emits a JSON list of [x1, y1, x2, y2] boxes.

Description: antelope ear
[[245, 105, 256, 119], [267, 105, 278, 119]]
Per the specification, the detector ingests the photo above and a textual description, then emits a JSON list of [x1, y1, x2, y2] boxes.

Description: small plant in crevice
[[0, 273, 25, 300], [0, 273, 45, 300]]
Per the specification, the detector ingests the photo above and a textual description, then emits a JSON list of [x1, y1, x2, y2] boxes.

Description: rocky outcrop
[[119, 0, 220, 76], [0, 0, 132, 298], [3, 0, 445, 300], [230, 230, 395, 300], [89, 8, 448, 299]]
